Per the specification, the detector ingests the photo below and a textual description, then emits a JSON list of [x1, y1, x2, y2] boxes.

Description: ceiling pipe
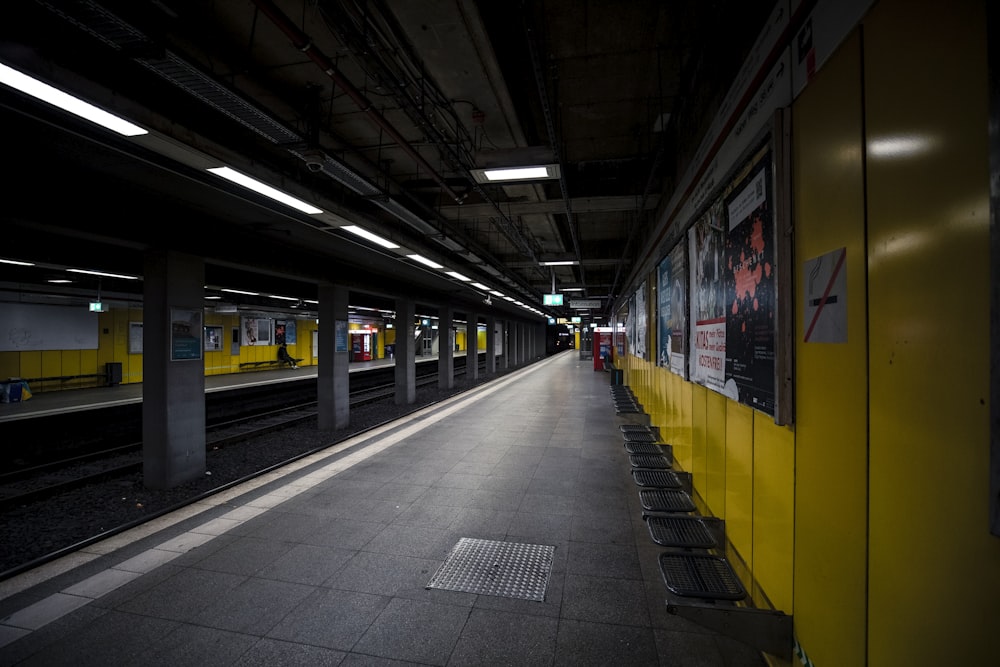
[[522, 7, 585, 290], [251, 0, 466, 205]]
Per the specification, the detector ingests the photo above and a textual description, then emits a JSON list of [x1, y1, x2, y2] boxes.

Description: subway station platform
[[0, 353, 763, 666], [0, 355, 439, 422]]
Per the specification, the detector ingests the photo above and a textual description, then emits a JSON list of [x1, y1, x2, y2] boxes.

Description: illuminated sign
[[542, 293, 564, 306]]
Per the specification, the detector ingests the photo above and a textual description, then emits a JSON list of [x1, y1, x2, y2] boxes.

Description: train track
[[0, 372, 443, 511]]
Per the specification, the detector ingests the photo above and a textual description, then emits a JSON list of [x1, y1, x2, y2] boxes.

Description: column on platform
[[318, 283, 349, 430], [466, 311, 479, 381], [142, 250, 205, 489], [395, 298, 416, 404], [438, 304, 454, 390], [486, 314, 497, 374]]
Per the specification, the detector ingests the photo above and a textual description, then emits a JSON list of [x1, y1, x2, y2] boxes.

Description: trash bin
[[610, 368, 623, 385], [105, 362, 123, 386]]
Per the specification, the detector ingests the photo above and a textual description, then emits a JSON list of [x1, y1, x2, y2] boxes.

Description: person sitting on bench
[[277, 342, 300, 369]]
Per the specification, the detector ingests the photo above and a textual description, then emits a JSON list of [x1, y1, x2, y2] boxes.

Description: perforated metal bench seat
[[631, 468, 681, 488], [629, 453, 671, 469], [622, 429, 659, 443], [639, 488, 696, 512], [645, 515, 718, 549], [658, 551, 747, 601], [624, 442, 673, 459]]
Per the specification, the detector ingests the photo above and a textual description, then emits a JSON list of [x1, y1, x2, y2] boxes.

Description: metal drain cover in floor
[[426, 538, 554, 601]]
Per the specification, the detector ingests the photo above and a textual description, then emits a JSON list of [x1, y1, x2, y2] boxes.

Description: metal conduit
[[251, 0, 466, 205]]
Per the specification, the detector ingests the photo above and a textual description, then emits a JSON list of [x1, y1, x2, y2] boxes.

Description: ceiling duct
[[34, 0, 546, 306]]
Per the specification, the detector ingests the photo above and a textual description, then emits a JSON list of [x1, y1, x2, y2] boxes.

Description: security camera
[[302, 149, 325, 173], [484, 296, 492, 306]]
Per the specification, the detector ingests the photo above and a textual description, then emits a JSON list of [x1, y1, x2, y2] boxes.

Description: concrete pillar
[[466, 312, 479, 381], [142, 250, 205, 489], [486, 314, 497, 374], [318, 283, 350, 430], [395, 298, 416, 404], [519, 322, 527, 364], [511, 322, 520, 366], [438, 304, 454, 389], [501, 320, 510, 370]]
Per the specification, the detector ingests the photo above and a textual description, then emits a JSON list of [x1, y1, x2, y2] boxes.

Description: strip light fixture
[[406, 254, 444, 269], [341, 225, 399, 249], [470, 164, 560, 183], [207, 167, 323, 215], [0, 258, 34, 266], [446, 271, 471, 281], [67, 268, 139, 280], [0, 62, 147, 137]]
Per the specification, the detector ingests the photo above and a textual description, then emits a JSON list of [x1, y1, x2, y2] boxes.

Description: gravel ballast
[[0, 373, 510, 578]]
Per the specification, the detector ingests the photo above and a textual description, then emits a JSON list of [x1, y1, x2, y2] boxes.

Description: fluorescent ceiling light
[[47, 279, 73, 283], [490, 290, 505, 297], [0, 258, 34, 266], [503, 296, 516, 302], [406, 254, 444, 269], [471, 282, 490, 290], [221, 287, 259, 296], [539, 260, 578, 266], [446, 271, 471, 281], [341, 225, 400, 249], [67, 268, 139, 280], [207, 166, 323, 215], [560, 287, 584, 292], [0, 63, 147, 137], [470, 164, 560, 183], [268, 294, 299, 301], [204, 295, 222, 300]]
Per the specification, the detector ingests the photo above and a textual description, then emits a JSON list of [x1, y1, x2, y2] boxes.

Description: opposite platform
[[0, 352, 764, 666]]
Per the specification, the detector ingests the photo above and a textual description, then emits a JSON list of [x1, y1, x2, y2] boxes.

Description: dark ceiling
[[0, 0, 773, 320]]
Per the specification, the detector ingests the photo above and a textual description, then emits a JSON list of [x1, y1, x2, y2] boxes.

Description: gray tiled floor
[[0, 353, 767, 666]]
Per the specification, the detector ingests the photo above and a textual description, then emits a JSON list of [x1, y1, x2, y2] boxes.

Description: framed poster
[[335, 319, 348, 352], [688, 200, 727, 393], [686, 142, 778, 417], [128, 321, 143, 354], [171, 308, 202, 361], [657, 243, 688, 376], [204, 325, 223, 352], [722, 149, 776, 415], [635, 281, 648, 360]]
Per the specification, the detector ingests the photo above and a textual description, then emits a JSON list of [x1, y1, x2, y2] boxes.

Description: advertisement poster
[[171, 308, 202, 361], [658, 242, 688, 376], [335, 319, 348, 353], [657, 255, 672, 368], [242, 317, 258, 346], [274, 319, 298, 346], [275, 320, 287, 345], [635, 281, 647, 360], [723, 153, 775, 414], [688, 200, 727, 392], [627, 293, 636, 355]]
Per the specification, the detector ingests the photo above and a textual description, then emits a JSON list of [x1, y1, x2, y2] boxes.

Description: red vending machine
[[351, 331, 373, 361], [593, 331, 610, 371]]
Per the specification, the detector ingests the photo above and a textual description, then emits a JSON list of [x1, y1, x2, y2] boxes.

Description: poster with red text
[[688, 200, 727, 392]]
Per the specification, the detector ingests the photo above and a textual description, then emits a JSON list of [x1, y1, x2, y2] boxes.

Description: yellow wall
[[622, 1, 999, 663], [864, 0, 998, 664], [1, 309, 318, 392], [790, 28, 869, 666]]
